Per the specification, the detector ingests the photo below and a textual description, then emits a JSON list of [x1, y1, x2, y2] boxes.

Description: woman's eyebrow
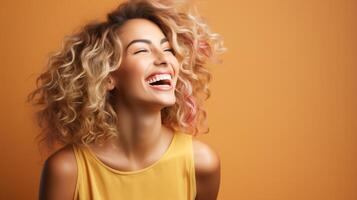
[[125, 38, 168, 50], [160, 38, 168, 44]]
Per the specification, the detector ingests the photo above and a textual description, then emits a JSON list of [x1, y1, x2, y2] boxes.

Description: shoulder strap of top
[[174, 132, 197, 199], [188, 134, 197, 199], [72, 144, 85, 200]]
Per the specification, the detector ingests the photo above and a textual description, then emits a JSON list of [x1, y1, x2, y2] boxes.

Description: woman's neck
[[108, 97, 172, 160]]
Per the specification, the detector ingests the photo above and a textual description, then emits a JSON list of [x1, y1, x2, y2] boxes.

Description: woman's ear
[[106, 75, 116, 91]]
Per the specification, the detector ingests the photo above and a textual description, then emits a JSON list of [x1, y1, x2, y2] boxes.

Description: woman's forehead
[[117, 18, 166, 45]]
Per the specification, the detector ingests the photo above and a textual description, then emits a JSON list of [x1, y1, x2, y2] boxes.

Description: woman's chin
[[158, 98, 176, 107], [150, 96, 176, 109]]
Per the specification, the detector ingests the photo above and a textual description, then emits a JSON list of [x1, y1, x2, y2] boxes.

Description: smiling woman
[[110, 18, 180, 108], [28, 0, 225, 199]]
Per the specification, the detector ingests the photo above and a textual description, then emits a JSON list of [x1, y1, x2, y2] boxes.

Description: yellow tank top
[[72, 132, 197, 200]]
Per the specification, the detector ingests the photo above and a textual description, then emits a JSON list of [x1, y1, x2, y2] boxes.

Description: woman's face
[[111, 18, 179, 109]]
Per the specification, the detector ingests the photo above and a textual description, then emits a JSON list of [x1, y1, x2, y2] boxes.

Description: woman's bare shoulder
[[45, 144, 77, 175], [192, 137, 220, 175], [192, 137, 221, 200], [39, 144, 77, 200]]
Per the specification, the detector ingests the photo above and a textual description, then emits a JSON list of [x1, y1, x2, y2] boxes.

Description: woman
[[28, 0, 225, 199]]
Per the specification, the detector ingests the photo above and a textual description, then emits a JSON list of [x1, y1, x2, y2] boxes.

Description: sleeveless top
[[72, 132, 197, 200]]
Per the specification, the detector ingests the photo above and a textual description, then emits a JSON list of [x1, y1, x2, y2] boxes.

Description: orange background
[[0, 0, 356, 199]]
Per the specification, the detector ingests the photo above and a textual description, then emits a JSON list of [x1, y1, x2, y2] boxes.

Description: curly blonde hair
[[28, 0, 225, 148]]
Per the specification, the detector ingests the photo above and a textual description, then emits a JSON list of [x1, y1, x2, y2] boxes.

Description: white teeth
[[146, 74, 172, 84]]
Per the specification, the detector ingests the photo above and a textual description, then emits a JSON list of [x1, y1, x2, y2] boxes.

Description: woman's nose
[[153, 50, 169, 66]]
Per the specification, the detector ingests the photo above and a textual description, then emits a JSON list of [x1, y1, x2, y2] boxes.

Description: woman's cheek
[[125, 61, 148, 89]]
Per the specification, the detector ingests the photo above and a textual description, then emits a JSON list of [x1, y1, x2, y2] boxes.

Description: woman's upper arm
[[193, 138, 221, 200], [39, 145, 77, 200]]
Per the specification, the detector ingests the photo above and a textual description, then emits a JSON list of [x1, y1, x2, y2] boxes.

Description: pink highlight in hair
[[198, 40, 212, 58]]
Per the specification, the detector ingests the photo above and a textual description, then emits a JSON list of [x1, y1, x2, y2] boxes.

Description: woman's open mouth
[[145, 73, 173, 91]]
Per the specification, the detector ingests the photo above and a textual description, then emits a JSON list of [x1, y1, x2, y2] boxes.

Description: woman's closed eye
[[164, 48, 175, 54], [134, 49, 149, 54]]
